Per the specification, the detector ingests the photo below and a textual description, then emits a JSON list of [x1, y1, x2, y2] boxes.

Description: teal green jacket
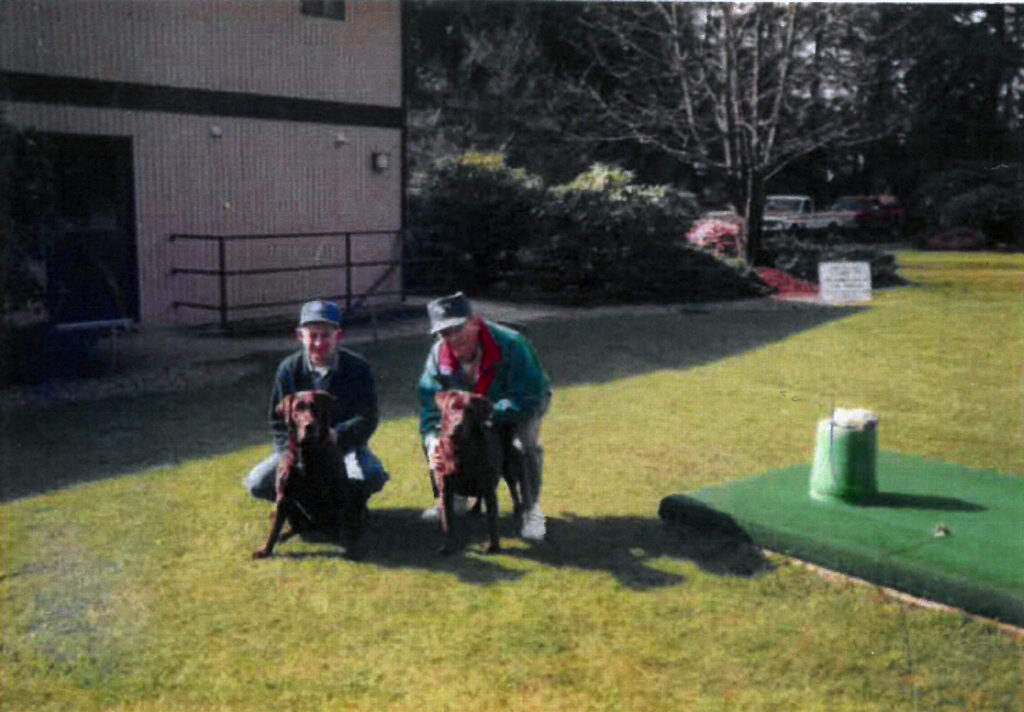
[[417, 319, 550, 440]]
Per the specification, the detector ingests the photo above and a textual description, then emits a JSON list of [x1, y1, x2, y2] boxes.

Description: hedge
[[408, 155, 769, 303]]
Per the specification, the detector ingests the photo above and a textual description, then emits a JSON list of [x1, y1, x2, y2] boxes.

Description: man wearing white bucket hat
[[417, 292, 552, 541]]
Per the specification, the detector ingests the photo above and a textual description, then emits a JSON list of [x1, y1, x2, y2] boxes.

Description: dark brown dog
[[433, 390, 521, 554], [252, 390, 366, 559]]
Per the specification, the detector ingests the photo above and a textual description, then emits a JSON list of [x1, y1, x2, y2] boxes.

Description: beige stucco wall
[[1, 1, 403, 325], [0, 1, 400, 106]]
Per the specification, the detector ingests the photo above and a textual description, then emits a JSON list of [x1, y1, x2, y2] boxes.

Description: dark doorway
[[44, 134, 139, 322]]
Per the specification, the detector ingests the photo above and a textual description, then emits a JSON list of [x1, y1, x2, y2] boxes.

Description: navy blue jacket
[[268, 347, 379, 453]]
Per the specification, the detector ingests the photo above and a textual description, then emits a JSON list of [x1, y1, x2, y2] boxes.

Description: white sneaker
[[421, 504, 441, 521], [521, 504, 546, 541], [421, 495, 469, 521]]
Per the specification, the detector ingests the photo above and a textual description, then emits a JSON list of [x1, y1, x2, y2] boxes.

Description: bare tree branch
[[561, 2, 905, 262]]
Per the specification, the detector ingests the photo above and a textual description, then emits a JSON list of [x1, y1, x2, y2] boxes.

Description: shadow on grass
[[3, 302, 862, 502], [1, 364, 274, 502], [277, 508, 772, 588], [506, 512, 773, 588], [518, 302, 864, 394]]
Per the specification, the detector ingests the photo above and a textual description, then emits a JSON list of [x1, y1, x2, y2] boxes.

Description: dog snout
[[291, 411, 320, 441]]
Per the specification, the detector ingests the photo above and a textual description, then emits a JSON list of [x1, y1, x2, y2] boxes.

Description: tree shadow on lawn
[[3, 301, 861, 502], [283, 508, 772, 589], [1, 365, 274, 502], [517, 302, 865, 394]]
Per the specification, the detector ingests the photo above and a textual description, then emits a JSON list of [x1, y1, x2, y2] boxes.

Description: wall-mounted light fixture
[[334, 131, 349, 146], [371, 151, 390, 172], [210, 125, 223, 139]]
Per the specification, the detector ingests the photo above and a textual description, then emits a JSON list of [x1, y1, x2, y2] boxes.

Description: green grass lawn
[[2, 251, 1022, 711]]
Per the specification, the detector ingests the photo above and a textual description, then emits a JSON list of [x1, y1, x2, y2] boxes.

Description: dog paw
[[252, 548, 272, 559], [483, 542, 501, 555]]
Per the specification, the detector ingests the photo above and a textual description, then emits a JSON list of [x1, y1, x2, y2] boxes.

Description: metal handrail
[[169, 230, 402, 329]]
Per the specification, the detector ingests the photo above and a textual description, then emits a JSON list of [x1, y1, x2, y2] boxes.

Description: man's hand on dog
[[427, 436, 442, 471], [426, 435, 448, 473]]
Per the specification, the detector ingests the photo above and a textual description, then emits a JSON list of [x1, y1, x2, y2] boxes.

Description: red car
[[829, 195, 903, 236]]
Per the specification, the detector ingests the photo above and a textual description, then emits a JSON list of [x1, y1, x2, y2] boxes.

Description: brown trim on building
[[1, 71, 403, 128]]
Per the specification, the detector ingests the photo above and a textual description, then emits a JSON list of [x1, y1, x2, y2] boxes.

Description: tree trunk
[[742, 171, 766, 266]]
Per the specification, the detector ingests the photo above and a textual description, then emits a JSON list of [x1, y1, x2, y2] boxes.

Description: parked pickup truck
[[761, 195, 844, 234]]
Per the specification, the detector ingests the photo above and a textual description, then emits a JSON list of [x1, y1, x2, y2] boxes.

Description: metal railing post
[[170, 230, 402, 327], [218, 236, 228, 331], [345, 232, 353, 311], [399, 229, 406, 302]]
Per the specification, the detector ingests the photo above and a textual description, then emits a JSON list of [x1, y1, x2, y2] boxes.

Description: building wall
[[1, 1, 403, 325], [1, 1, 400, 106]]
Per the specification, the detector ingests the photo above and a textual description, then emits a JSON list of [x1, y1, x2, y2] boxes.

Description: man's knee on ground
[[244, 454, 280, 501]]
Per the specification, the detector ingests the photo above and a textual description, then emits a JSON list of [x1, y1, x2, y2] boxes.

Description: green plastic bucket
[[809, 410, 879, 503]]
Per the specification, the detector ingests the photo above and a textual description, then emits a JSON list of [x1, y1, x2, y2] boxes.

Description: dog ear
[[276, 393, 295, 420]]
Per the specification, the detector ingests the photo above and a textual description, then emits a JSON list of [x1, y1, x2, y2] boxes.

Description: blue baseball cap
[[299, 300, 342, 327]]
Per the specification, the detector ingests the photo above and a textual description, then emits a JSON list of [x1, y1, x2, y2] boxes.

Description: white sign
[[818, 261, 872, 304]]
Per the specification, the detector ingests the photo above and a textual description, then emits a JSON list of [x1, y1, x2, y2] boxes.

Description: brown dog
[[433, 390, 521, 554], [253, 390, 366, 559]]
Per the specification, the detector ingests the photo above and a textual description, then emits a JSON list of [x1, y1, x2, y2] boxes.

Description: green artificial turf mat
[[660, 451, 1024, 627]]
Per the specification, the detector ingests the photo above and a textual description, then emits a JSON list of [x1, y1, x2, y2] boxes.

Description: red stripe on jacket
[[437, 319, 501, 396]]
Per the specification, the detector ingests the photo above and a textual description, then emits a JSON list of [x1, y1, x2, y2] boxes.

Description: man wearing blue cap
[[243, 300, 387, 512], [417, 292, 551, 541]]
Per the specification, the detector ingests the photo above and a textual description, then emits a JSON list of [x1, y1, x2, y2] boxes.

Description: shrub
[[910, 163, 1023, 250], [409, 155, 769, 303], [599, 243, 771, 303], [943, 183, 1022, 248], [1, 121, 59, 319], [535, 164, 698, 285], [1, 122, 66, 384], [759, 235, 906, 288], [686, 218, 742, 257], [558, 162, 637, 192], [407, 152, 544, 291]]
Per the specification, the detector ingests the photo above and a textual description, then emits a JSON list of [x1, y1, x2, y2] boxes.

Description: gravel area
[[1, 295, 824, 409]]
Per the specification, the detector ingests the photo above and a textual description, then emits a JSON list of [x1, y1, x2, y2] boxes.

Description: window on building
[[300, 1, 345, 21]]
